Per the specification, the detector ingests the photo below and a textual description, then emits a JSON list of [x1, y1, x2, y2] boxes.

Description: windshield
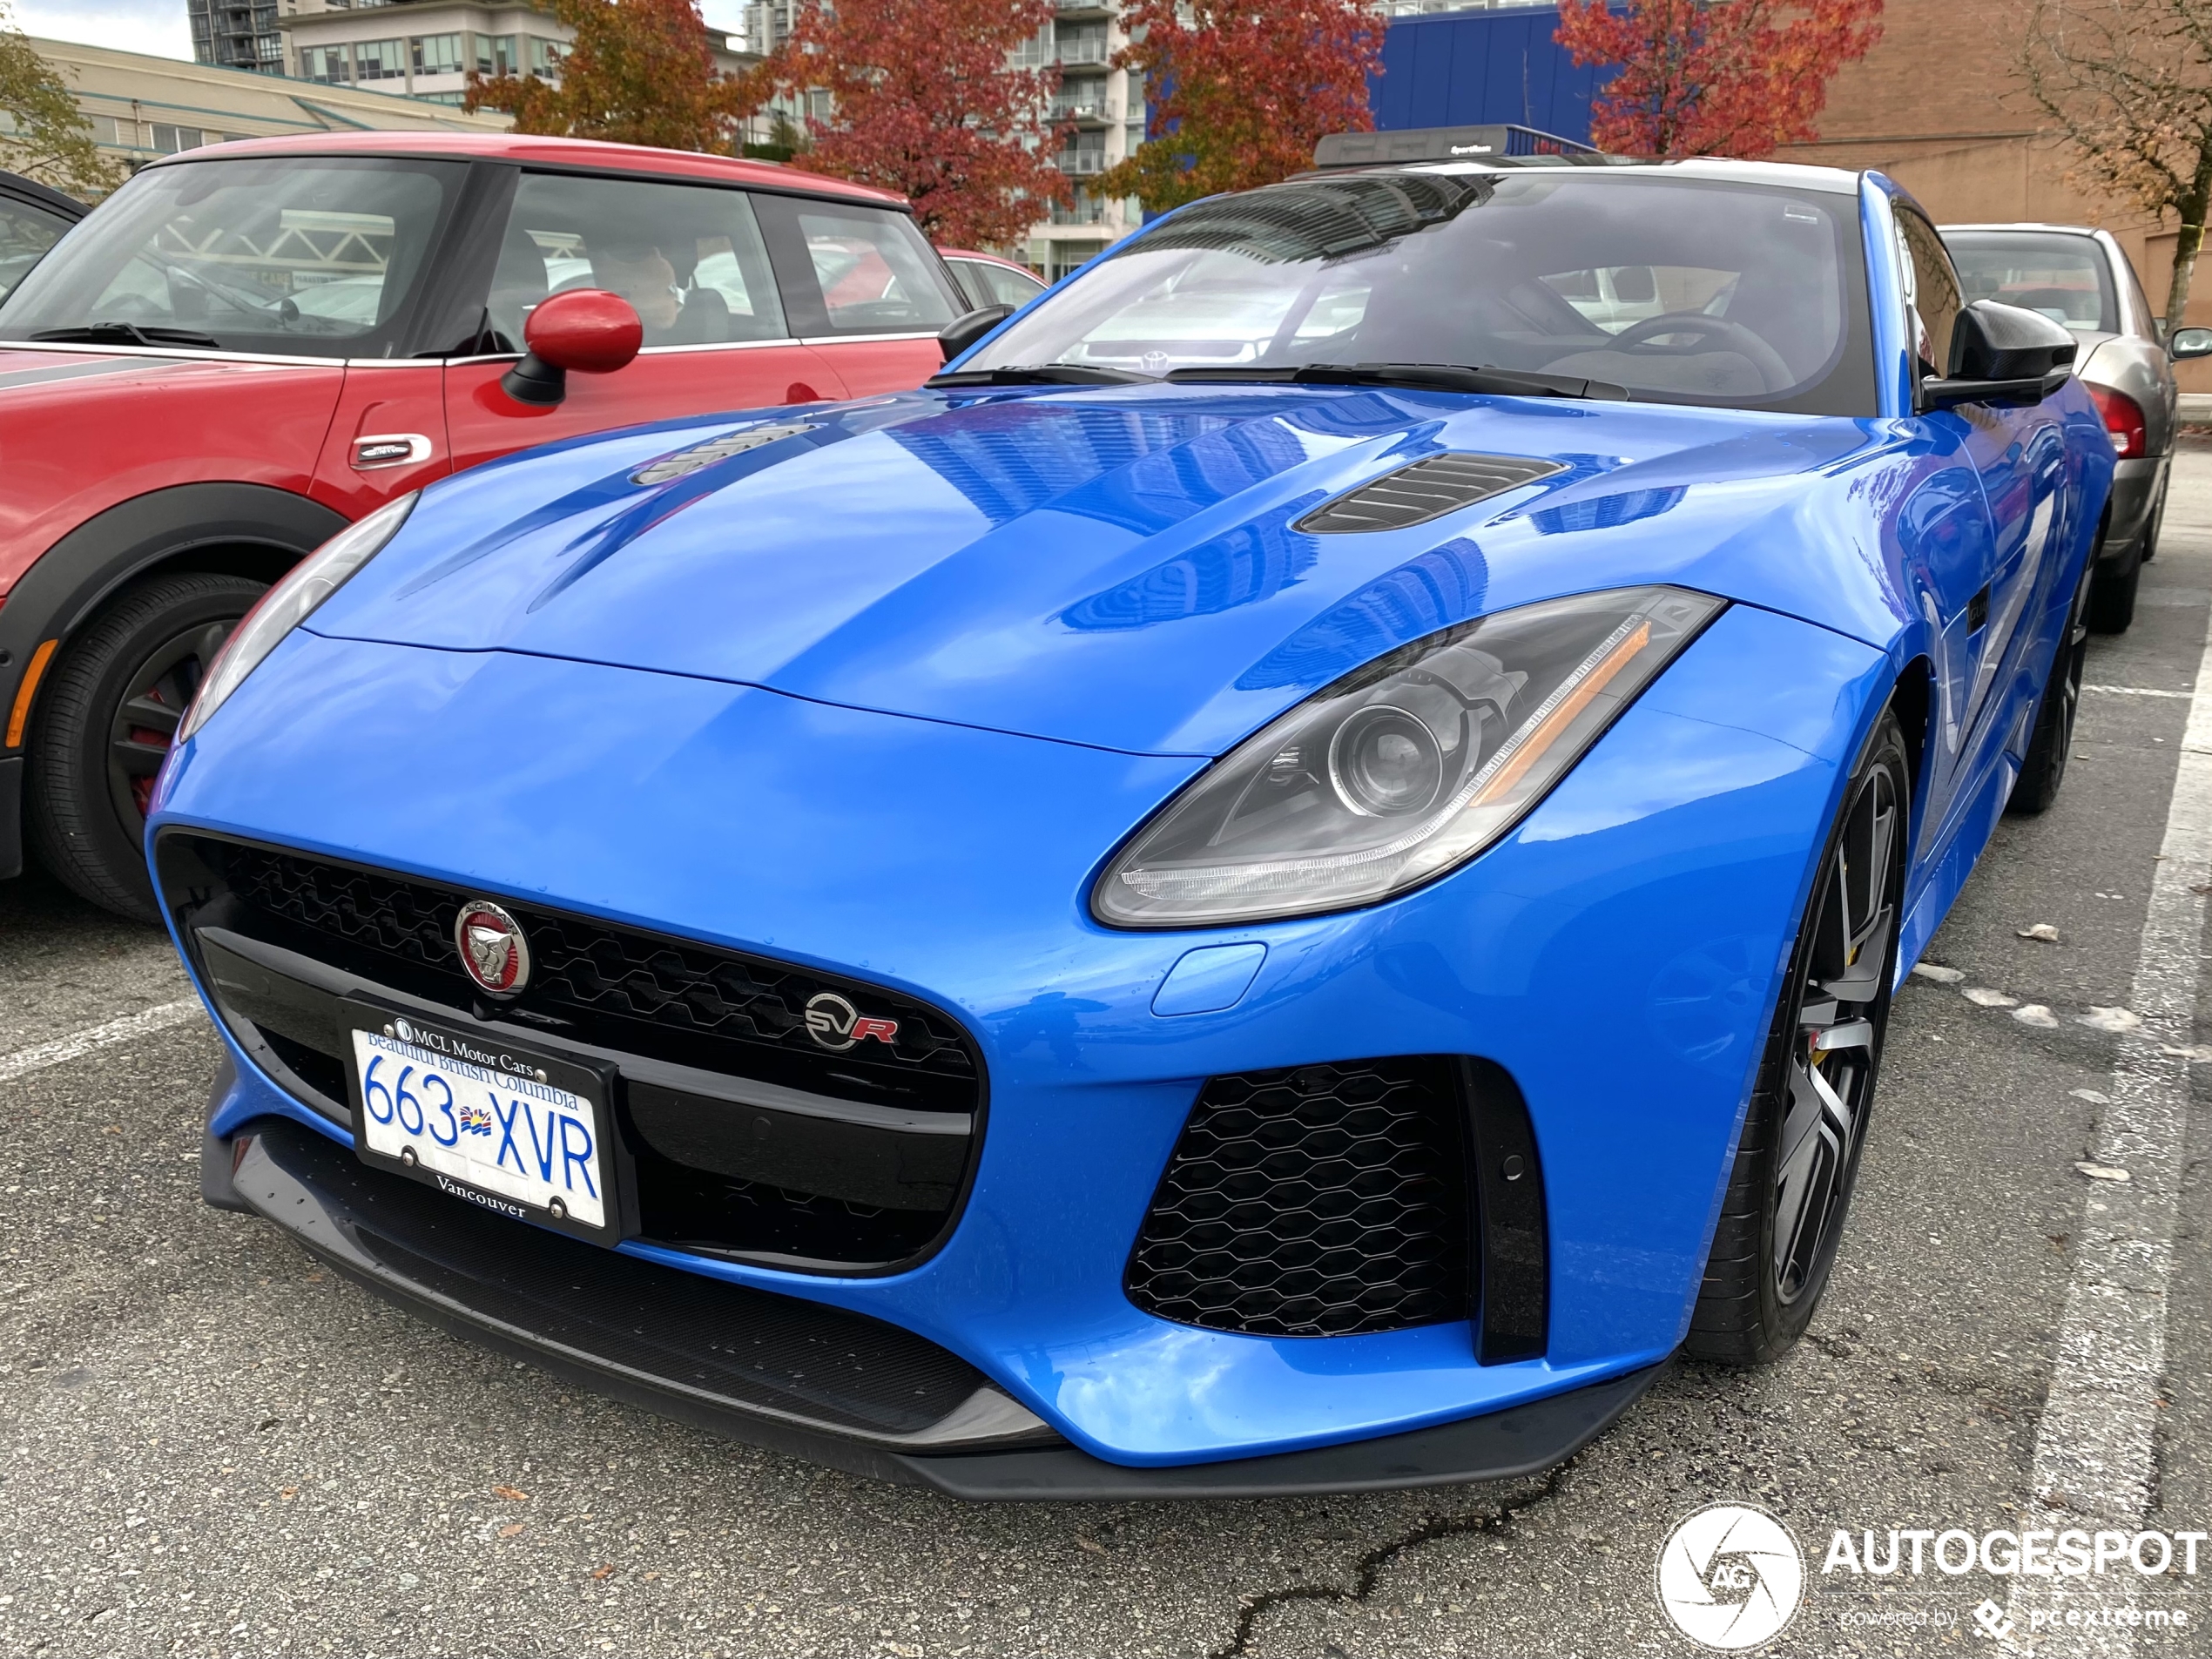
[[964, 170, 1876, 414], [0, 157, 461, 357], [1945, 232, 2117, 335]]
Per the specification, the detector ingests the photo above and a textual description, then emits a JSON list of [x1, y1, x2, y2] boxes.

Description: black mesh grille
[[209, 841, 978, 1104], [1125, 1058, 1470, 1338], [1294, 454, 1564, 535]]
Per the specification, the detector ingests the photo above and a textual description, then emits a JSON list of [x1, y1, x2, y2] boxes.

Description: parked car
[[0, 132, 968, 920], [0, 169, 85, 304], [939, 246, 1048, 311], [161, 157, 2107, 1496], [1943, 222, 2212, 631]]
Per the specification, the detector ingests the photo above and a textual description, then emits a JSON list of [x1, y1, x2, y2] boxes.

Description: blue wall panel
[[1371, 8, 1603, 145]]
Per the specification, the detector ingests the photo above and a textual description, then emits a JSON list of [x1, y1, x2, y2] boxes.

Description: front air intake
[[1124, 1055, 1548, 1356], [1294, 453, 1565, 535]]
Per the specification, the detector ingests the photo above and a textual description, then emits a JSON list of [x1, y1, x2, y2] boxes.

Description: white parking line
[[2084, 684, 2195, 699], [0, 999, 206, 1087], [2006, 598, 2212, 1654]]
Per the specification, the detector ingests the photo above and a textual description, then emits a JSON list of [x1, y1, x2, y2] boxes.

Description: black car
[[0, 170, 86, 305]]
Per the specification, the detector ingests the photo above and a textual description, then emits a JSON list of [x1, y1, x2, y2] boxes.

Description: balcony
[[1055, 150, 1108, 175], [1052, 98, 1109, 123], [1055, 0, 1112, 14], [1050, 192, 1109, 226], [1055, 37, 1110, 65]]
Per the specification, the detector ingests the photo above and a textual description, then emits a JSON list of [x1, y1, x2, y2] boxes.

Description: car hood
[[309, 384, 1894, 757]]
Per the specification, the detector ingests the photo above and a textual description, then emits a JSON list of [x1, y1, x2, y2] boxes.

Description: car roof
[[142, 131, 907, 209], [1302, 155, 1865, 196], [938, 248, 1035, 272], [0, 167, 89, 219], [1939, 223, 2104, 236]]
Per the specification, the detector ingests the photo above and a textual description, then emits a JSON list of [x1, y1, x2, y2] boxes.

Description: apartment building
[[31, 37, 504, 186], [274, 0, 754, 106], [190, 0, 284, 75]]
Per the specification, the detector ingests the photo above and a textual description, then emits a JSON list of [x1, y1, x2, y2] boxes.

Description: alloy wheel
[[104, 617, 236, 833], [1772, 757, 1900, 1304]]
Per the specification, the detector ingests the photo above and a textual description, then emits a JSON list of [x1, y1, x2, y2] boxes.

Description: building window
[[410, 32, 462, 73], [150, 124, 207, 154], [354, 38, 405, 79], [91, 114, 141, 146], [1055, 23, 1108, 64], [1056, 132, 1107, 175], [528, 36, 563, 76], [414, 90, 466, 105], [1008, 22, 1052, 69], [299, 43, 349, 82], [475, 33, 517, 74]]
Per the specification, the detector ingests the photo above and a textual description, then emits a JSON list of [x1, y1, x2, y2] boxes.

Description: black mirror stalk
[[939, 304, 1018, 364], [500, 354, 568, 407]]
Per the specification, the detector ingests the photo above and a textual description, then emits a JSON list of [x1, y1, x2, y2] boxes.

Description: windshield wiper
[[1164, 363, 1629, 401], [927, 363, 1156, 388], [29, 322, 224, 350]]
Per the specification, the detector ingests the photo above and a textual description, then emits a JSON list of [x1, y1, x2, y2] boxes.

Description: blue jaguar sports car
[[154, 158, 2107, 1497]]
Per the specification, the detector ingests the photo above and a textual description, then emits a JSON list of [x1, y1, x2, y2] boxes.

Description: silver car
[[1943, 223, 2212, 632]]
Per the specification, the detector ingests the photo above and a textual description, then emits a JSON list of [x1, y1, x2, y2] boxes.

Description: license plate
[[345, 1007, 613, 1238]]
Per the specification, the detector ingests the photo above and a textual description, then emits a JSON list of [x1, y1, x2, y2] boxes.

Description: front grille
[[1294, 454, 1565, 535], [215, 843, 976, 1109], [1125, 1058, 1470, 1338], [157, 832, 984, 1271]]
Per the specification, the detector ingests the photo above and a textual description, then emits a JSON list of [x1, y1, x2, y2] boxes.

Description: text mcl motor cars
[[0, 132, 967, 919], [153, 158, 2109, 1497]]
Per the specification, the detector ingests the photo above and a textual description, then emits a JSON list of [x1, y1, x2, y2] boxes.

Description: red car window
[[487, 172, 789, 351], [794, 206, 958, 334]]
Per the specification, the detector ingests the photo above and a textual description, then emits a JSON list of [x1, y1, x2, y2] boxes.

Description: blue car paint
[[163, 600, 1881, 1464], [152, 169, 2114, 1467]]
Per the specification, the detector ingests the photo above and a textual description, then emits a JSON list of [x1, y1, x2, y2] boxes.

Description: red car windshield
[[0, 155, 462, 357]]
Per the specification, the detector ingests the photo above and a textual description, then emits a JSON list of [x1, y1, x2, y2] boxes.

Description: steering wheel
[[1604, 311, 1794, 394]]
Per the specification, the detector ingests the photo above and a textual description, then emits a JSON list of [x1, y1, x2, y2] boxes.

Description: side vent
[[1294, 454, 1565, 535]]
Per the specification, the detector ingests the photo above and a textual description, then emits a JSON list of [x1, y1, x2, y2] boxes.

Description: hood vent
[[1295, 453, 1565, 535], [632, 421, 818, 486]]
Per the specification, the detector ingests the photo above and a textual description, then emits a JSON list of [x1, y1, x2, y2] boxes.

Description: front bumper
[[207, 1096, 1661, 1498], [158, 602, 1888, 1474]]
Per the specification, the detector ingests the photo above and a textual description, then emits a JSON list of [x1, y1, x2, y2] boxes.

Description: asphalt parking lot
[[5, 452, 2212, 1659]]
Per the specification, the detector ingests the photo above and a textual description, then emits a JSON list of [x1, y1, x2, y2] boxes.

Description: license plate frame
[[341, 999, 623, 1244]]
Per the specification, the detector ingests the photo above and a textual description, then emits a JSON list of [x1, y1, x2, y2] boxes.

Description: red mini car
[[0, 132, 968, 917]]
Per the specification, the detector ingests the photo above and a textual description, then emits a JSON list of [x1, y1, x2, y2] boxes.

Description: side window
[[485, 173, 787, 352], [0, 198, 70, 304], [1896, 210, 1963, 380], [792, 204, 960, 333], [968, 260, 1046, 308]]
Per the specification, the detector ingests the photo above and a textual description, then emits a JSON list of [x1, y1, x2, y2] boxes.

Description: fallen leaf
[[2069, 1089, 2112, 1104], [2074, 1162, 2131, 1183], [492, 1486, 529, 1502], [279, 1487, 297, 1500], [1911, 963, 1966, 984], [643, 1571, 660, 1581], [2076, 1007, 2144, 1034], [2018, 923, 2060, 942], [498, 1522, 526, 1539], [1963, 987, 2019, 1008], [2013, 1004, 2060, 1028], [2161, 1044, 2212, 1062], [1076, 1535, 1107, 1554], [590, 1564, 614, 1580]]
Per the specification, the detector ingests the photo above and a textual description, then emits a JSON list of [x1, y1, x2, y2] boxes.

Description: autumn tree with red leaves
[[465, 0, 759, 153], [1098, 0, 1383, 212], [1554, 0, 1884, 159], [764, 0, 1069, 251]]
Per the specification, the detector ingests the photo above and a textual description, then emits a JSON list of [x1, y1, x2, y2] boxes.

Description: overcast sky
[[11, 0, 756, 67]]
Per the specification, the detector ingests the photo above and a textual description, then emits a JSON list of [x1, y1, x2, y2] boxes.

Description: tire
[[25, 572, 266, 921], [1686, 711, 1908, 1366], [2085, 538, 2141, 634], [2007, 561, 2091, 816]]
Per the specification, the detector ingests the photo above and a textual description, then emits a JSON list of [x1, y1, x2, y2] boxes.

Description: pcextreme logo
[[1656, 1503, 1805, 1650]]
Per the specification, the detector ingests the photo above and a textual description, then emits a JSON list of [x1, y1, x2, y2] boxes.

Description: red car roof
[[150, 131, 907, 209]]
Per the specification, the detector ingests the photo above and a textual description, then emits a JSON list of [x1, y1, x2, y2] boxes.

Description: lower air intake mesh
[[1124, 1058, 1470, 1338]]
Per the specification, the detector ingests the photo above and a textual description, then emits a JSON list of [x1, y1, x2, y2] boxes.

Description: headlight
[[1093, 585, 1724, 927], [179, 491, 417, 742]]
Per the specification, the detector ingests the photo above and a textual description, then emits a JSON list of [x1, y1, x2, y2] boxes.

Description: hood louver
[[1295, 453, 1566, 535], [632, 421, 818, 486]]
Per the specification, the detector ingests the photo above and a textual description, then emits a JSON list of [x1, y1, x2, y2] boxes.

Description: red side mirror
[[501, 289, 644, 408]]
